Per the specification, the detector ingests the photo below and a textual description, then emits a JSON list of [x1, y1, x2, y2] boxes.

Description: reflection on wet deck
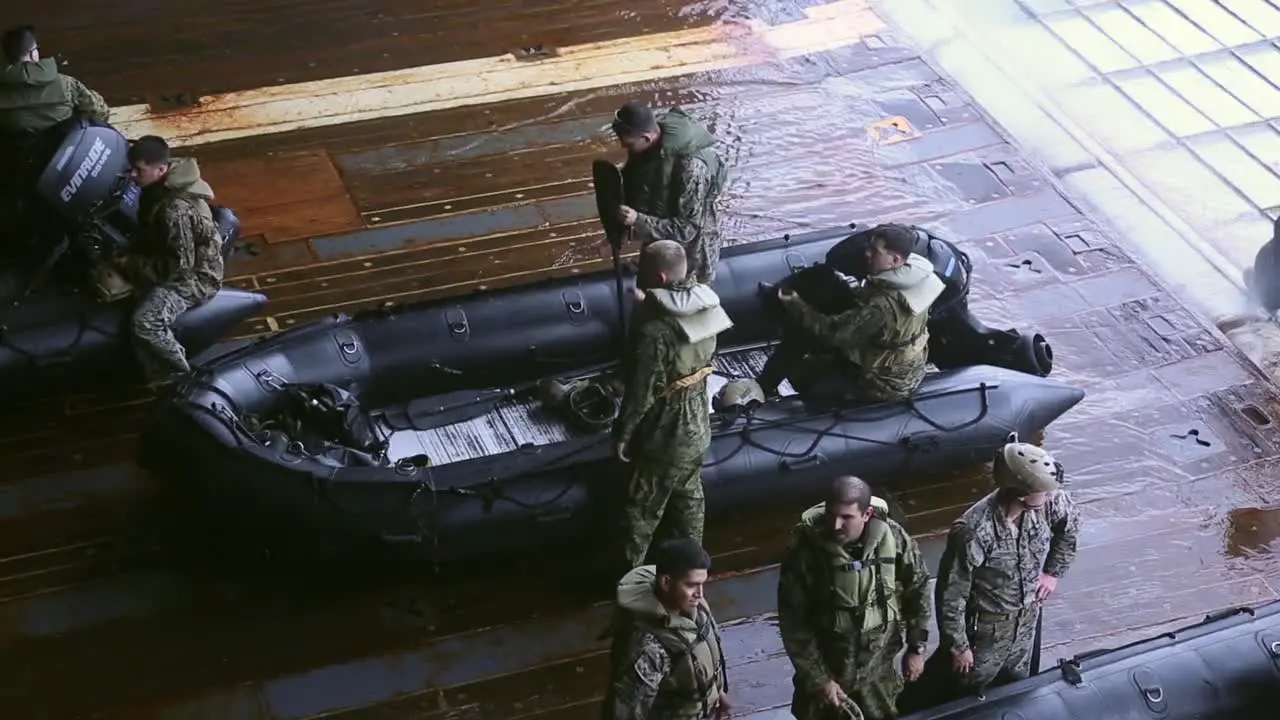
[[2, 0, 1280, 717]]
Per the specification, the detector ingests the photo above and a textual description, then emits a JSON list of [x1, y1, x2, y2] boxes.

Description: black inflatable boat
[[0, 119, 267, 393], [142, 336, 1083, 560], [182, 221, 1052, 405], [904, 601, 1280, 719]]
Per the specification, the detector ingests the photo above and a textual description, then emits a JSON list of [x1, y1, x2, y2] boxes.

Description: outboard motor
[[34, 118, 140, 255], [211, 206, 243, 259]]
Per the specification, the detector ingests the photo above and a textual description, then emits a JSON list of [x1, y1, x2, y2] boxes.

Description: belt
[[663, 366, 714, 396]]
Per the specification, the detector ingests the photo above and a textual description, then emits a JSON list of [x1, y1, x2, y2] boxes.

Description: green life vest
[[0, 59, 73, 134], [621, 108, 725, 221], [639, 601, 726, 719], [801, 503, 901, 634]]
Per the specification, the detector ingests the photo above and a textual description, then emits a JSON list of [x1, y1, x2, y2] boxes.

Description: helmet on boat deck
[[538, 377, 619, 431], [993, 432, 1063, 493], [714, 378, 766, 414]]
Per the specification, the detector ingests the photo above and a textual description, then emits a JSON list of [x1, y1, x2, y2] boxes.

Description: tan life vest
[[803, 504, 901, 634], [642, 601, 726, 719]]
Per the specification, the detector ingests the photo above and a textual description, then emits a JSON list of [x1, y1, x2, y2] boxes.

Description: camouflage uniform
[[778, 503, 932, 720], [615, 281, 733, 567], [120, 157, 224, 381], [603, 565, 729, 720], [622, 109, 727, 284], [0, 58, 110, 133], [760, 258, 938, 403], [935, 489, 1080, 691]]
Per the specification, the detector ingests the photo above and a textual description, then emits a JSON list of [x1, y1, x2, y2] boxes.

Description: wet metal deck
[[3, 0, 1280, 717]]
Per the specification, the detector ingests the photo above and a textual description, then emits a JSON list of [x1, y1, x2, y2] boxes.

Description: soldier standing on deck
[[933, 439, 1081, 694], [614, 240, 733, 569], [611, 101, 727, 284], [603, 537, 732, 720], [777, 476, 933, 720]]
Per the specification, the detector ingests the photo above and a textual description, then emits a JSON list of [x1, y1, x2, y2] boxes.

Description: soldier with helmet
[[933, 434, 1081, 694]]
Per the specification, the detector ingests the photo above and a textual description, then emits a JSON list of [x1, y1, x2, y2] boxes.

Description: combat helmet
[[713, 378, 766, 414], [538, 377, 620, 432], [992, 432, 1063, 493]]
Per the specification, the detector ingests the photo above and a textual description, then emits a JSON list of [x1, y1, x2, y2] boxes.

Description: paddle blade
[[592, 158, 626, 249]]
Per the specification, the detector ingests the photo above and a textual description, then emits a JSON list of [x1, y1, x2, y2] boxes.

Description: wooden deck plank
[[200, 152, 365, 244], [32, 0, 704, 102]]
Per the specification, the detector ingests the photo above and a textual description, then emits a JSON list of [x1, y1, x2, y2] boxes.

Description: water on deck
[[3, 0, 1279, 717]]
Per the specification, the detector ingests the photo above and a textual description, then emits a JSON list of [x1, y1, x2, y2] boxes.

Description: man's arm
[[777, 539, 832, 693], [123, 200, 201, 286], [60, 75, 110, 124], [605, 634, 671, 720], [613, 322, 671, 447], [892, 523, 932, 646], [936, 524, 983, 651], [1043, 491, 1081, 578], [633, 158, 713, 255], [784, 296, 888, 350]]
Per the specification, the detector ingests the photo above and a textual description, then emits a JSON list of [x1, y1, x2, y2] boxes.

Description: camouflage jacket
[[622, 108, 727, 284], [0, 58, 110, 133], [777, 504, 932, 693], [782, 255, 942, 402], [614, 280, 730, 466], [936, 489, 1080, 652], [122, 157, 224, 303], [603, 566, 728, 720]]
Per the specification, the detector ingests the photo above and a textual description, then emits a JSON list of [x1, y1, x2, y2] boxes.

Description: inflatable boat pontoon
[[143, 337, 1084, 561], [905, 601, 1280, 719]]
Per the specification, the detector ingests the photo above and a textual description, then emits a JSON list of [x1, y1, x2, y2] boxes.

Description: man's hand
[[617, 205, 638, 227], [777, 287, 799, 303], [818, 680, 847, 707], [902, 649, 925, 682], [713, 693, 732, 719], [615, 442, 631, 463], [630, 287, 646, 303], [952, 647, 974, 674], [1036, 573, 1059, 602]]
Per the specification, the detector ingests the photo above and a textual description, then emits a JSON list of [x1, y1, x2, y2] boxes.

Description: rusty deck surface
[[3, 0, 1280, 717]]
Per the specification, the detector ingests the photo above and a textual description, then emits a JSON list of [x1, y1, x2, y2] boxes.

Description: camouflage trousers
[[962, 605, 1040, 691], [792, 630, 904, 720], [131, 284, 198, 381], [621, 458, 705, 568]]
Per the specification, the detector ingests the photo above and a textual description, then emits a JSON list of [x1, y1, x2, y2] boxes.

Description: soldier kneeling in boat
[[778, 476, 932, 720], [756, 224, 945, 404], [602, 537, 732, 720], [613, 240, 733, 570]]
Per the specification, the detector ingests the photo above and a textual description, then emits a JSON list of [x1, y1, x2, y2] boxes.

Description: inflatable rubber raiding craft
[[904, 601, 1280, 719], [142, 274, 1084, 558], [182, 222, 1054, 407], [0, 118, 267, 393]]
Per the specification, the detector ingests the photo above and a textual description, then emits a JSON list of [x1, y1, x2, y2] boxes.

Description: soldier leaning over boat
[[602, 538, 732, 720], [911, 438, 1081, 705], [610, 101, 727, 284], [757, 224, 944, 404], [777, 476, 932, 720], [613, 240, 733, 570]]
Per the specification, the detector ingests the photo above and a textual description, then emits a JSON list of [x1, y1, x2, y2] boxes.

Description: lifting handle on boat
[[1132, 669, 1166, 712], [908, 382, 991, 433], [779, 453, 825, 472], [445, 308, 469, 341]]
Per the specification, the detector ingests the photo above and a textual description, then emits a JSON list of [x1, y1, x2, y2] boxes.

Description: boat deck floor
[[3, 0, 1280, 717], [380, 347, 796, 466]]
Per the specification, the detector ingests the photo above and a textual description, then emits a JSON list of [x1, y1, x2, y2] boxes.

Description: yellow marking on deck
[[112, 0, 886, 148], [866, 116, 919, 145]]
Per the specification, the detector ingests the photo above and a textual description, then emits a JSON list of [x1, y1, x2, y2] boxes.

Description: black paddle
[[592, 158, 629, 349]]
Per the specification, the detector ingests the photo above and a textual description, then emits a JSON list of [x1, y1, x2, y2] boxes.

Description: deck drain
[[512, 45, 558, 61], [149, 92, 202, 112]]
